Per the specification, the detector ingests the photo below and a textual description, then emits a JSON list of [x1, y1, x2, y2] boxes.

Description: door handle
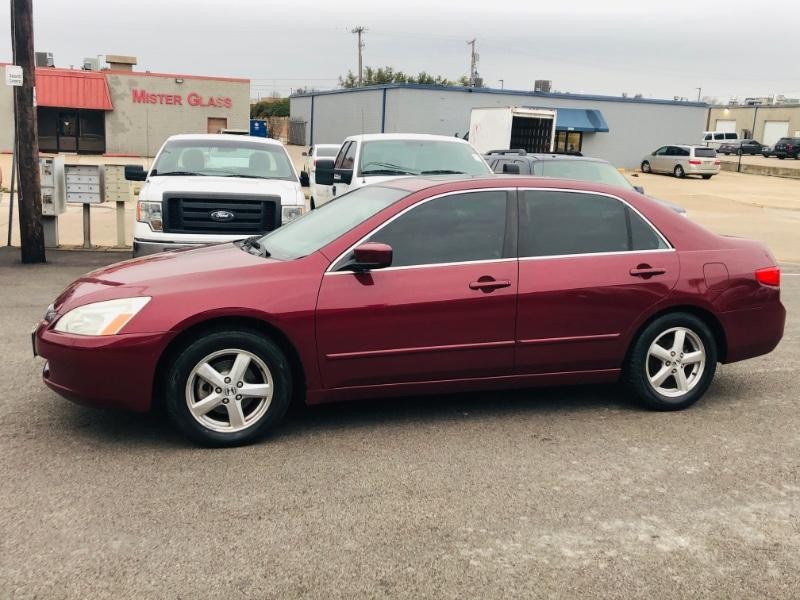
[[469, 278, 511, 291], [629, 265, 666, 278]]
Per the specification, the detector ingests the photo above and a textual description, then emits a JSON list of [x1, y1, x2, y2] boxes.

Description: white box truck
[[469, 107, 557, 154]]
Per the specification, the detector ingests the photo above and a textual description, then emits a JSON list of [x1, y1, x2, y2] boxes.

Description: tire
[[310, 197, 316, 210], [778, 156, 785, 160], [164, 328, 293, 447], [702, 174, 712, 179], [299, 171, 310, 187], [674, 165, 685, 178], [624, 312, 717, 411], [641, 161, 651, 173]]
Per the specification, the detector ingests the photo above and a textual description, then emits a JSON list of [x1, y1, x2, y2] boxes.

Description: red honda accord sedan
[[34, 176, 785, 446]]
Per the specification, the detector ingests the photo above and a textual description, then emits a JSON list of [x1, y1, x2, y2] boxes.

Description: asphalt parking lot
[[1, 247, 798, 598]]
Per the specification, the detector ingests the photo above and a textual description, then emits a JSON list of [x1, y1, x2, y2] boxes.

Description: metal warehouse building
[[290, 84, 707, 168], [707, 104, 800, 147], [0, 56, 249, 157]]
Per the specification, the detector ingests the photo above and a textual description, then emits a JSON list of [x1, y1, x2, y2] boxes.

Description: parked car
[[125, 134, 306, 257], [313, 133, 493, 198], [484, 150, 686, 215], [641, 145, 721, 179], [774, 137, 800, 159], [300, 144, 341, 208], [701, 131, 739, 149], [35, 176, 785, 446], [717, 139, 764, 155], [761, 144, 776, 158]]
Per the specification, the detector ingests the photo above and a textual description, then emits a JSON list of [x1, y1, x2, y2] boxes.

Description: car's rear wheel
[[624, 313, 717, 411], [310, 197, 316, 210], [641, 161, 651, 173], [702, 174, 712, 179], [164, 329, 293, 447], [674, 165, 685, 178]]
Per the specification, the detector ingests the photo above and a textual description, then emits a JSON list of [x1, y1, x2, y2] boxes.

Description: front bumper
[[36, 322, 168, 412]]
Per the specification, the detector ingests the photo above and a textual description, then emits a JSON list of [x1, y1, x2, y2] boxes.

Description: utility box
[[39, 156, 66, 216], [249, 119, 268, 138], [65, 164, 103, 204], [102, 164, 131, 203]]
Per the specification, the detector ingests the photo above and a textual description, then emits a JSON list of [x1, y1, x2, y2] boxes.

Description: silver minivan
[[641, 145, 720, 179]]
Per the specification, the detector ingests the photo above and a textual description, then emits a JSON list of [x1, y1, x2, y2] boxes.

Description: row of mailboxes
[[38, 159, 134, 215]]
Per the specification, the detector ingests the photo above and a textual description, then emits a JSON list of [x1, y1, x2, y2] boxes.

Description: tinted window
[[694, 147, 716, 158], [714, 133, 725, 140], [703, 133, 712, 141], [366, 191, 508, 267], [519, 191, 666, 257], [341, 142, 357, 169], [539, 160, 633, 190], [334, 142, 352, 169], [724, 133, 738, 139]]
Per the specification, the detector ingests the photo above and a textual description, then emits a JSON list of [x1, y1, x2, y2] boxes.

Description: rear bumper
[[36, 324, 167, 412], [720, 301, 786, 363], [686, 164, 720, 175]]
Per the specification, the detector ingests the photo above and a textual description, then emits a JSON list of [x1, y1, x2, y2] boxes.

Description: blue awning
[[555, 108, 609, 133]]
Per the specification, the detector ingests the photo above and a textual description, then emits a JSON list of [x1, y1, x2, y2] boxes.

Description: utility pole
[[352, 26, 367, 86], [499, 79, 504, 90], [696, 87, 702, 102], [467, 39, 480, 88], [11, 0, 45, 263]]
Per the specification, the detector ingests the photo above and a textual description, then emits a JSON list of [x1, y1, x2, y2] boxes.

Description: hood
[[53, 243, 277, 310], [140, 175, 301, 201]]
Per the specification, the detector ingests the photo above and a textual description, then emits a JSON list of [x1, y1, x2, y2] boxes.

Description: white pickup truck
[[313, 133, 493, 199], [126, 134, 306, 257]]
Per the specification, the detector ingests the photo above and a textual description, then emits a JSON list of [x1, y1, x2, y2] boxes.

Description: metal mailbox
[[65, 164, 103, 204], [102, 164, 132, 203], [39, 156, 66, 216]]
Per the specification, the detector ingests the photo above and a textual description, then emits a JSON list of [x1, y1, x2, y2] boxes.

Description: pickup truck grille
[[162, 193, 281, 235]]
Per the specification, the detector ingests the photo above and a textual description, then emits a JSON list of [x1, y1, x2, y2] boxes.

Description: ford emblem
[[210, 210, 235, 222]]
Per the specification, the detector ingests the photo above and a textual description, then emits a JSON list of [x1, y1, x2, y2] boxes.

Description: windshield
[[540, 160, 634, 190], [257, 186, 407, 259], [358, 140, 491, 176], [151, 139, 296, 180]]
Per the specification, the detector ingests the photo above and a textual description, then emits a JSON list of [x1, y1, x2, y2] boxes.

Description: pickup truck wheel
[[624, 313, 717, 411], [164, 329, 293, 447]]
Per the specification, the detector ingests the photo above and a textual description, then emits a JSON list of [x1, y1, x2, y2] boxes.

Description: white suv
[[127, 134, 306, 257]]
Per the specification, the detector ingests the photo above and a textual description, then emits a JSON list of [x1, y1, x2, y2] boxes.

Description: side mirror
[[124, 164, 147, 181], [502, 163, 520, 174], [334, 167, 353, 185], [315, 158, 335, 186], [350, 242, 393, 271], [633, 185, 645, 194]]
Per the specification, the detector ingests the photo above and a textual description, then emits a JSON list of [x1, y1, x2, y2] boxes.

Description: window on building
[[554, 131, 583, 154]]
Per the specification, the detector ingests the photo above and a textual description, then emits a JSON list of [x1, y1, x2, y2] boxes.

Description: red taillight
[[688, 159, 702, 165], [714, 160, 721, 165], [756, 266, 780, 287]]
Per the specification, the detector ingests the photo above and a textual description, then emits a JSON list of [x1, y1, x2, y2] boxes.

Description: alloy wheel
[[645, 327, 706, 399], [185, 349, 274, 433]]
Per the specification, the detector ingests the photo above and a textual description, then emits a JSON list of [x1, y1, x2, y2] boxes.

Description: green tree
[[338, 66, 477, 88], [250, 97, 289, 119]]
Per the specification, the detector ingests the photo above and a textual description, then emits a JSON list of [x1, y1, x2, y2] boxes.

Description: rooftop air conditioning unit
[[534, 79, 552, 93], [83, 57, 100, 71], [35, 52, 54, 67]]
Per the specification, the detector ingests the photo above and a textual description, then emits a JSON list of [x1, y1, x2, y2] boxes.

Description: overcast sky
[[2, 0, 799, 101]]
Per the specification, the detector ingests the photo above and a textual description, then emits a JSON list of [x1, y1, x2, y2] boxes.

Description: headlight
[[43, 303, 57, 323], [281, 205, 305, 224], [54, 297, 151, 336], [136, 201, 163, 231]]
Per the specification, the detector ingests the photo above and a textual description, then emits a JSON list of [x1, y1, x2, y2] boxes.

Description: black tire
[[310, 197, 316, 210], [702, 174, 712, 179], [624, 312, 717, 411], [674, 165, 685, 178], [778, 156, 785, 160], [641, 161, 651, 173], [164, 328, 293, 447], [299, 171, 310, 187]]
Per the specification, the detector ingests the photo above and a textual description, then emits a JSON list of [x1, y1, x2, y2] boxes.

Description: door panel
[[316, 261, 518, 388], [515, 251, 679, 373]]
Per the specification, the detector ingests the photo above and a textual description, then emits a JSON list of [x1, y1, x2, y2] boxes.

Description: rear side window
[[366, 191, 509, 267], [694, 148, 716, 158], [713, 133, 725, 140], [519, 191, 667, 258], [724, 133, 738, 140]]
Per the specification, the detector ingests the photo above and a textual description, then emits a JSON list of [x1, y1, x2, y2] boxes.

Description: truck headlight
[[54, 297, 151, 336], [281, 205, 305, 224], [136, 201, 163, 231]]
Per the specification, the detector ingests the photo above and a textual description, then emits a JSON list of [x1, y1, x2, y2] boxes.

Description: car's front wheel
[[641, 160, 651, 173], [624, 313, 717, 411], [674, 165, 685, 178], [164, 328, 293, 446]]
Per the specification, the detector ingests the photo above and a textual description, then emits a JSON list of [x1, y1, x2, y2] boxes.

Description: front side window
[[364, 191, 509, 268], [152, 139, 295, 180], [519, 191, 667, 258], [334, 142, 353, 169], [655, 147, 668, 156]]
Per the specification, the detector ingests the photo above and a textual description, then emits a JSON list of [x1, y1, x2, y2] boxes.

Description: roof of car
[[344, 133, 471, 144], [484, 152, 609, 164], [165, 133, 285, 145]]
